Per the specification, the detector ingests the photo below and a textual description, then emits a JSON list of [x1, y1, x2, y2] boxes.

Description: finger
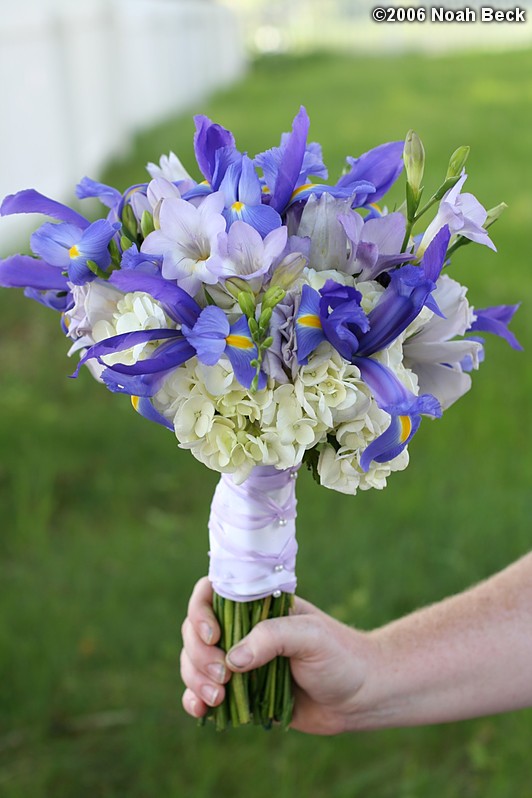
[[291, 595, 320, 616], [226, 614, 323, 672], [181, 617, 230, 684], [182, 687, 208, 718], [187, 577, 220, 646], [180, 649, 226, 707]]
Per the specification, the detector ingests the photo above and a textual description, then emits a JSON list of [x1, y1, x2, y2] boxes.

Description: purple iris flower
[[108, 270, 202, 328], [72, 328, 195, 397], [255, 107, 374, 213], [336, 140, 404, 205], [219, 155, 282, 237], [30, 218, 120, 285], [193, 114, 239, 188], [468, 304, 523, 351], [183, 306, 265, 390], [131, 394, 173, 431], [120, 244, 162, 275], [1, 188, 90, 229], [71, 272, 202, 395], [76, 177, 122, 209], [0, 254, 70, 292], [295, 231, 450, 470]]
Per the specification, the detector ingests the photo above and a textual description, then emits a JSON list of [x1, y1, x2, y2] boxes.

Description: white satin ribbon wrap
[[208, 466, 299, 601]]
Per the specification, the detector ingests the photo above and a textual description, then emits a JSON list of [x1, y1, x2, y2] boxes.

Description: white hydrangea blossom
[[92, 291, 174, 366]]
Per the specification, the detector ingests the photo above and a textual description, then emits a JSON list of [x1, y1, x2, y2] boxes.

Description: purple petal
[[101, 369, 167, 397], [360, 413, 421, 472], [71, 329, 184, 378], [76, 177, 122, 209], [183, 305, 229, 366], [355, 356, 441, 418], [0, 254, 69, 290], [131, 395, 174, 430], [337, 141, 404, 204], [269, 107, 310, 213], [233, 202, 282, 238], [194, 116, 237, 185], [30, 222, 79, 267], [238, 155, 262, 206], [225, 315, 263, 389], [295, 284, 326, 362], [420, 225, 451, 282], [79, 219, 119, 265], [469, 304, 523, 351], [109, 270, 201, 327], [1, 189, 90, 229]]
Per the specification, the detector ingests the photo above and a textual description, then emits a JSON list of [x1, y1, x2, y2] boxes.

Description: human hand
[[180, 577, 378, 735]]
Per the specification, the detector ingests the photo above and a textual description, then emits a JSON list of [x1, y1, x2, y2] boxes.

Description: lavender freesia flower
[[340, 211, 413, 279], [141, 192, 226, 295], [417, 173, 495, 256], [214, 221, 287, 289]]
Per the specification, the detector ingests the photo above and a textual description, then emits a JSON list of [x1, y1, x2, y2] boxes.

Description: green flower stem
[[204, 591, 293, 731]]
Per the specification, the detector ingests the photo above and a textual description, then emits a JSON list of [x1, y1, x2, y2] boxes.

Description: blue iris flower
[[183, 306, 265, 391], [295, 228, 451, 469]]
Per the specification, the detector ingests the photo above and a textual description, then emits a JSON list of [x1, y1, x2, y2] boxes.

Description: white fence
[[0, 0, 245, 250]]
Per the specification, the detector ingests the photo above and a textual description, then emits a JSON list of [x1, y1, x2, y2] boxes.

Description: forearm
[[351, 552, 532, 730]]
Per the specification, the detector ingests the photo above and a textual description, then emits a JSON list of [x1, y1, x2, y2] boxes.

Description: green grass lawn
[[1, 48, 531, 797]]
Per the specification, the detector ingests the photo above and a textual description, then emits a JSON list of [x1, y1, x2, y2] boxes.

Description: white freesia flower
[[146, 151, 192, 182], [403, 274, 483, 410]]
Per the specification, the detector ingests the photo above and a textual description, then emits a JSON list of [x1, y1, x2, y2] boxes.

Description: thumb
[[226, 615, 320, 672]]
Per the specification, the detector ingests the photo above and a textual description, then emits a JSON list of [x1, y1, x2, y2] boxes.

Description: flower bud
[[403, 130, 425, 196], [261, 285, 286, 311], [259, 306, 273, 331], [140, 210, 155, 239], [237, 291, 256, 318], [269, 252, 306, 290], [225, 277, 251, 299], [121, 203, 138, 240], [484, 202, 508, 229], [446, 145, 470, 179]]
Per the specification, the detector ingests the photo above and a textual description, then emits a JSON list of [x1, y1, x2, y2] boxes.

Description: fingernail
[[199, 622, 213, 644], [207, 663, 226, 683], [200, 685, 219, 706], [227, 645, 253, 669]]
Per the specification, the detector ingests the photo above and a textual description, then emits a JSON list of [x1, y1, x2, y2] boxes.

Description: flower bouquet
[[0, 108, 521, 730]]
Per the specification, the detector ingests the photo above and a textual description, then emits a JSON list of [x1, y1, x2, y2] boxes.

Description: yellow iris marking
[[262, 185, 270, 193], [231, 201, 245, 212], [226, 334, 254, 350], [131, 395, 140, 411], [370, 202, 382, 214], [398, 415, 412, 443], [291, 182, 317, 199], [298, 314, 322, 329], [200, 180, 210, 186], [69, 244, 80, 259]]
